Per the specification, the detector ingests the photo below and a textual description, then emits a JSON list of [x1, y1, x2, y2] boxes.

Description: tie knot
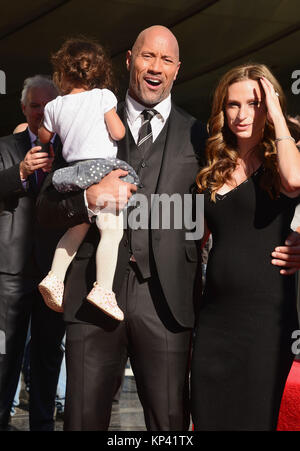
[[141, 109, 157, 122]]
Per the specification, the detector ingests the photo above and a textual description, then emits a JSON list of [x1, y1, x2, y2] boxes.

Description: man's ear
[[126, 50, 132, 72], [173, 61, 181, 82]]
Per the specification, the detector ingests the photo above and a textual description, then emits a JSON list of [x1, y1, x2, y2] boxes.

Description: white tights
[[50, 212, 124, 292]]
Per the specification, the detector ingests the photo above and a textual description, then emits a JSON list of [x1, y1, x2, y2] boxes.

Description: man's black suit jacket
[[37, 103, 207, 328], [0, 129, 64, 278]]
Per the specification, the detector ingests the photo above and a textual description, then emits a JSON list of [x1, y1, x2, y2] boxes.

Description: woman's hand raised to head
[[260, 76, 284, 125]]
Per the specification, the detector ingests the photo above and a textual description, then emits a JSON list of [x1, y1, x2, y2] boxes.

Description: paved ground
[[9, 375, 146, 431]]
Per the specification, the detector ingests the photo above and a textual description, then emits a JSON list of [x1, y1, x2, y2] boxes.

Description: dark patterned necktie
[[137, 109, 157, 157]]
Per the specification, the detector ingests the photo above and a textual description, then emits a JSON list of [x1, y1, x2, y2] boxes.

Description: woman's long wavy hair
[[196, 63, 297, 201], [51, 36, 116, 95]]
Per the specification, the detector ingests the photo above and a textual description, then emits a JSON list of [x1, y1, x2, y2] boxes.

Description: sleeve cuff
[[291, 205, 300, 231], [83, 189, 101, 221]]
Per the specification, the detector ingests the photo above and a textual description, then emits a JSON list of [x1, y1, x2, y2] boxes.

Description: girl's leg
[[51, 223, 90, 281], [86, 212, 124, 321], [95, 212, 124, 291], [39, 223, 90, 312]]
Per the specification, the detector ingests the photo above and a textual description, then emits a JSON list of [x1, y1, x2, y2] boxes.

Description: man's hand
[[86, 169, 137, 213], [271, 230, 300, 275], [19, 145, 52, 180]]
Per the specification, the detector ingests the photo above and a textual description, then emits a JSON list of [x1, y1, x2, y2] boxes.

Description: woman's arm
[[261, 77, 300, 195], [104, 108, 126, 141]]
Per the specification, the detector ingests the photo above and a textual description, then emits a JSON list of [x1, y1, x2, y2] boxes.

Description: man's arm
[[0, 161, 25, 200], [36, 172, 88, 229], [36, 169, 137, 229], [271, 229, 300, 275], [270, 203, 300, 275], [0, 142, 50, 200]]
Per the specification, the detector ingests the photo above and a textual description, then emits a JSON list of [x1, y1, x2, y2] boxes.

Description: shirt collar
[[28, 127, 37, 145], [125, 92, 171, 125]]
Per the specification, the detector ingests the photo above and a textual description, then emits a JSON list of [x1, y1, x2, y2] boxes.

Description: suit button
[[67, 211, 74, 218], [123, 239, 128, 247]]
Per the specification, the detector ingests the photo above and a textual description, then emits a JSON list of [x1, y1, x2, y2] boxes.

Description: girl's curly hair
[[196, 63, 297, 202], [51, 36, 116, 94]]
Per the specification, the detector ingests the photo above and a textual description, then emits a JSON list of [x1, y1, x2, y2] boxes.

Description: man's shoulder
[[171, 103, 208, 164], [172, 103, 195, 120], [0, 130, 29, 161], [0, 132, 15, 145], [171, 103, 207, 137], [0, 130, 28, 145], [171, 102, 201, 123], [0, 133, 17, 155]]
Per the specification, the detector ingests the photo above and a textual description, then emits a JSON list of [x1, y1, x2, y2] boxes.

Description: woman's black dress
[[191, 166, 299, 431]]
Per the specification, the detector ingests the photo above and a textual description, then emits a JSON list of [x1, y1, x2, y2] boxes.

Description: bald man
[[38, 26, 205, 431]]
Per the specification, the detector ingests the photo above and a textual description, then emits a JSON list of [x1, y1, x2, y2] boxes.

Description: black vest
[[127, 121, 169, 279]]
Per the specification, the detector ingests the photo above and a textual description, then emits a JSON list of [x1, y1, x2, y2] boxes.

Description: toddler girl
[[38, 37, 139, 321]]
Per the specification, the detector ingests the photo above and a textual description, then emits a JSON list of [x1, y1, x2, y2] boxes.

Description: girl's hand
[[260, 76, 284, 125]]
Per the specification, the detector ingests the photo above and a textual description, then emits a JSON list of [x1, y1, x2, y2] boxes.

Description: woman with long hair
[[191, 63, 300, 431]]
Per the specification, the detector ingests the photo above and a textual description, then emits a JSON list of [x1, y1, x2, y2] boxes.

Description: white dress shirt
[[125, 92, 171, 143]]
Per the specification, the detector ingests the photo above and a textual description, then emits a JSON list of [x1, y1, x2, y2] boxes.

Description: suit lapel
[[117, 102, 130, 163], [14, 129, 37, 192], [14, 129, 31, 160], [156, 104, 188, 194], [117, 102, 188, 194]]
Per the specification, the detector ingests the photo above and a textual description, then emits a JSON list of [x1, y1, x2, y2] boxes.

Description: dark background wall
[[0, 0, 299, 136]]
